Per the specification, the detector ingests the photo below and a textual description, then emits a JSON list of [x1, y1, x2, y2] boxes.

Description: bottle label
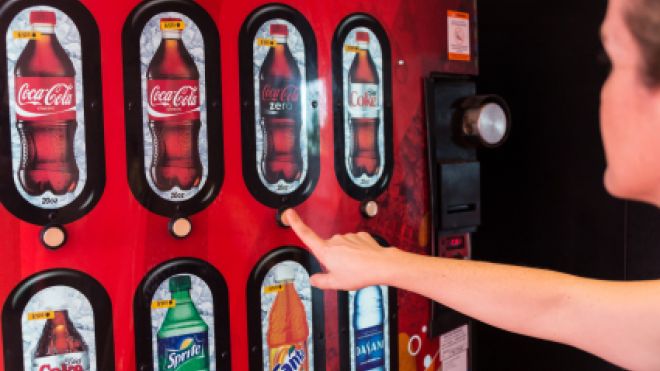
[[260, 80, 300, 117], [147, 79, 200, 121], [32, 352, 90, 371], [157, 331, 209, 371], [15, 77, 76, 121], [348, 83, 379, 119], [270, 344, 307, 371], [355, 324, 385, 371]]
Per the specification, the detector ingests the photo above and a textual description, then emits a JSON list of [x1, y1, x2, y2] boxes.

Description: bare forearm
[[380, 249, 590, 344], [378, 248, 660, 370]]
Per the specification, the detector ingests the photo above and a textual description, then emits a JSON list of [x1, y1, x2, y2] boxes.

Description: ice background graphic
[[151, 274, 216, 371], [140, 12, 209, 202], [343, 27, 386, 188], [260, 261, 314, 370], [349, 286, 390, 371], [21, 286, 97, 371], [253, 19, 311, 195], [6, 6, 88, 209]]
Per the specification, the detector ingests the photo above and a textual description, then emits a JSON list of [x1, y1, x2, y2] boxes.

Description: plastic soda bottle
[[267, 264, 310, 371], [157, 275, 210, 371]]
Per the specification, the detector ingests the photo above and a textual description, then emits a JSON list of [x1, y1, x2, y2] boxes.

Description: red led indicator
[[449, 237, 464, 247]]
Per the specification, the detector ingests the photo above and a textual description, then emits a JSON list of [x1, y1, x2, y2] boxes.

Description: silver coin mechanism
[[169, 217, 192, 239], [462, 95, 511, 147], [361, 200, 379, 218], [41, 225, 67, 249]]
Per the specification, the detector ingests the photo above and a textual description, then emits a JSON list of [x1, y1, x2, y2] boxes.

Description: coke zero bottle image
[[14, 10, 79, 196], [259, 23, 303, 185], [348, 31, 381, 179], [147, 18, 202, 192], [32, 310, 90, 371]]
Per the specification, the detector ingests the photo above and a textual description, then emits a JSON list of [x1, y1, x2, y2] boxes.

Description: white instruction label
[[447, 10, 471, 61], [440, 325, 469, 371]]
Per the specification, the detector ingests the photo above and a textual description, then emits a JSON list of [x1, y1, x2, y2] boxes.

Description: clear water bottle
[[353, 285, 385, 371]]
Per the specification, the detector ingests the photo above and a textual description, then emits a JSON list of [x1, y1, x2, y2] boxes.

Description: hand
[[283, 209, 396, 291]]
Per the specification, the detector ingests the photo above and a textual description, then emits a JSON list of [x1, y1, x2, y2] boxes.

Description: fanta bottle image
[[267, 264, 310, 371]]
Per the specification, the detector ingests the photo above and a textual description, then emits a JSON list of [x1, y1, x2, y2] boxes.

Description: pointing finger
[[283, 209, 326, 253]]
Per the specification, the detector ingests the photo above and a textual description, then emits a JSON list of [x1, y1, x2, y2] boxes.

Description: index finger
[[283, 209, 326, 252]]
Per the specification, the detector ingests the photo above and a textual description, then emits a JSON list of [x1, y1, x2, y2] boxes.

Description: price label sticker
[[151, 299, 176, 309], [257, 38, 277, 47], [263, 284, 285, 294], [27, 311, 55, 321], [160, 20, 185, 31], [13, 31, 41, 40], [344, 45, 361, 53]]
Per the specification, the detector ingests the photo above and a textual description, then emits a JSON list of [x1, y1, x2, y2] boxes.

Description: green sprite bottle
[[157, 275, 210, 371]]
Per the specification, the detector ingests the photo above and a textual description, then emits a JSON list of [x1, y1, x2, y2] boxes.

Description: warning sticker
[[440, 325, 469, 371], [447, 10, 471, 61]]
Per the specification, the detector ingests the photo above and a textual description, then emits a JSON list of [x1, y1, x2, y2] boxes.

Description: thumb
[[309, 273, 336, 290]]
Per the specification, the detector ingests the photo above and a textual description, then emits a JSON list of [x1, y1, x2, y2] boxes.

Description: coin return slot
[[447, 204, 477, 214]]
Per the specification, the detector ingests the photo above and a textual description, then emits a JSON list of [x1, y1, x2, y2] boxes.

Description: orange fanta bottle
[[267, 264, 310, 371]]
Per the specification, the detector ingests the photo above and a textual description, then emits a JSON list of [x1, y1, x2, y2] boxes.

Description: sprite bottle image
[[157, 275, 210, 371]]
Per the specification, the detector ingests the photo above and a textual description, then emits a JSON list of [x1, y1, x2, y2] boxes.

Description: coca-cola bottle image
[[348, 31, 381, 178], [32, 310, 90, 371], [259, 23, 303, 184], [14, 10, 79, 196], [147, 18, 202, 191]]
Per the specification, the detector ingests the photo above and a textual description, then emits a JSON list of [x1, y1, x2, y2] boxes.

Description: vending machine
[[0, 0, 509, 370]]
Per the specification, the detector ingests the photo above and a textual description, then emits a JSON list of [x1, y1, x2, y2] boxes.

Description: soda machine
[[0, 0, 510, 370]]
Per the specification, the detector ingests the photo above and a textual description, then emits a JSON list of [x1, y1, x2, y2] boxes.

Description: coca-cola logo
[[17, 82, 74, 107], [261, 84, 299, 103], [149, 84, 198, 108], [38, 363, 84, 371], [350, 90, 378, 108]]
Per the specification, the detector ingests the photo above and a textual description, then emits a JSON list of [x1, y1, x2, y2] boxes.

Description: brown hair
[[626, 0, 660, 86]]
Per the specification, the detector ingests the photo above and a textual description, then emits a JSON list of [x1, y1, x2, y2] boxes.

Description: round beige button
[[170, 217, 192, 239], [41, 226, 66, 249], [361, 200, 379, 218]]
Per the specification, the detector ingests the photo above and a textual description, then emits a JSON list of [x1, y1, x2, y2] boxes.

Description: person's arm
[[283, 209, 660, 371]]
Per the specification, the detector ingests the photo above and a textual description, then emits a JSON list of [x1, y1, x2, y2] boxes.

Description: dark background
[[472, 1, 660, 370]]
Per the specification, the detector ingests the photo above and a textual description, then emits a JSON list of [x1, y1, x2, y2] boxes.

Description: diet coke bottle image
[[259, 23, 304, 187], [32, 310, 90, 371], [146, 17, 202, 193], [14, 10, 79, 197], [347, 31, 381, 183]]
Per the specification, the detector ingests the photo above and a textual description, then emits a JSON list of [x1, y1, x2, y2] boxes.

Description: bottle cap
[[356, 31, 370, 43], [274, 263, 296, 282], [270, 24, 288, 37], [169, 275, 192, 292], [30, 11, 56, 25]]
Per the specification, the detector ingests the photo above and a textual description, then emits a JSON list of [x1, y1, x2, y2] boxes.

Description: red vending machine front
[[0, 0, 488, 370]]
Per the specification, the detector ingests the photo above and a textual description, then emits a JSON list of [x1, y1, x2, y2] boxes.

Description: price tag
[[344, 45, 361, 53], [257, 38, 277, 47], [263, 284, 285, 294], [151, 299, 176, 309], [160, 20, 185, 31], [13, 31, 41, 40], [27, 311, 54, 321]]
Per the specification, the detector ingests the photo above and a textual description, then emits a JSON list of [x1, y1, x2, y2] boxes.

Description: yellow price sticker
[[344, 45, 361, 53], [13, 31, 41, 40], [257, 38, 277, 47], [151, 299, 176, 309], [263, 284, 285, 294], [161, 20, 185, 31], [27, 311, 54, 321]]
